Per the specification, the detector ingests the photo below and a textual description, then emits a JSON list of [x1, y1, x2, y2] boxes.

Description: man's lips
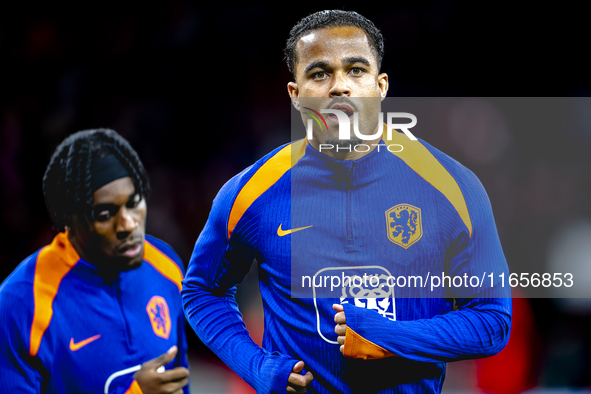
[[330, 103, 355, 114], [118, 240, 143, 258], [326, 103, 356, 124]]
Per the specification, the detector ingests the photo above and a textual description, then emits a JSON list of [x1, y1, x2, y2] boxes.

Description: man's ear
[[68, 212, 90, 234], [287, 81, 300, 111], [65, 215, 75, 233], [378, 73, 389, 101]]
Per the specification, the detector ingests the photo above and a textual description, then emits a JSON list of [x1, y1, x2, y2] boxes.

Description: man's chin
[[121, 255, 143, 270], [100, 254, 143, 272], [117, 243, 145, 270]]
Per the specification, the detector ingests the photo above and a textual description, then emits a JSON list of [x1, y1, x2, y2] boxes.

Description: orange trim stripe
[[30, 232, 79, 357], [344, 326, 395, 360], [227, 139, 307, 239], [383, 127, 473, 237], [143, 241, 183, 292], [124, 380, 144, 394]]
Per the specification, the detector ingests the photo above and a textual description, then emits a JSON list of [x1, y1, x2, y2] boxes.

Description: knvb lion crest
[[146, 295, 171, 340], [385, 204, 422, 248]]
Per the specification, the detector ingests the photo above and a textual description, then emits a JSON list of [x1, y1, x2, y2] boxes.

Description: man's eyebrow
[[304, 61, 330, 74], [343, 57, 371, 67], [93, 203, 118, 210], [93, 193, 137, 208]]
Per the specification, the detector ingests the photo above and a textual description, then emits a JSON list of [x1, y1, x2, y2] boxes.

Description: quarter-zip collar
[[296, 140, 391, 189]]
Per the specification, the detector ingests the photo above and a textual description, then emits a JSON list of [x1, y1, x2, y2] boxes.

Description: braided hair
[[43, 129, 150, 232]]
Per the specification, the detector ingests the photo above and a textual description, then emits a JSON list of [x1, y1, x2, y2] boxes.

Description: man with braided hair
[[0, 129, 190, 393]]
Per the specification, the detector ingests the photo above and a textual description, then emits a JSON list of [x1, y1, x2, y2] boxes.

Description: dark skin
[[333, 304, 347, 354], [133, 346, 189, 394], [287, 26, 389, 161], [281, 26, 389, 391], [68, 177, 147, 272], [287, 361, 314, 393], [68, 177, 189, 394]]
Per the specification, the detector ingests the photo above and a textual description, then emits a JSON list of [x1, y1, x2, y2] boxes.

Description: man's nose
[[115, 207, 137, 237], [329, 72, 351, 97]]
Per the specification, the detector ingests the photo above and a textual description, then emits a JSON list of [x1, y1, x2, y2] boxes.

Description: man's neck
[[68, 230, 89, 263], [308, 134, 383, 161], [307, 120, 386, 160]]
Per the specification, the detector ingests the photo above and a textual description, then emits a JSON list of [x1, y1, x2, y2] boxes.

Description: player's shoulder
[[416, 138, 486, 195], [417, 138, 474, 178], [414, 138, 495, 236], [144, 235, 185, 275], [0, 248, 43, 296], [0, 249, 41, 326]]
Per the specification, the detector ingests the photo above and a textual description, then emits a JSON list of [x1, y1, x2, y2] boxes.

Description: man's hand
[[133, 346, 189, 394], [333, 304, 346, 355], [287, 360, 313, 393]]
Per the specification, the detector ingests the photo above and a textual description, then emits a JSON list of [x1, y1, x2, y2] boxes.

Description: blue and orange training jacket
[[0, 232, 189, 393], [182, 129, 512, 394]]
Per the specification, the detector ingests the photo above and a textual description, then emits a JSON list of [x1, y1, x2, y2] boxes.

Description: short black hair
[[43, 128, 150, 231], [284, 10, 384, 80]]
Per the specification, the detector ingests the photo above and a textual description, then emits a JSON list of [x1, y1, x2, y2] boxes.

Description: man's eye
[[95, 210, 112, 222], [127, 194, 141, 208], [311, 71, 328, 80], [350, 68, 364, 75]]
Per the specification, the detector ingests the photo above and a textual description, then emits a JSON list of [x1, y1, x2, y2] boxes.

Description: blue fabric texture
[[183, 138, 511, 394], [0, 234, 189, 393]]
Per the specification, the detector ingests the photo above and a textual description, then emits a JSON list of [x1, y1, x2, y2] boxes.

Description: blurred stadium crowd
[[1, 3, 590, 393]]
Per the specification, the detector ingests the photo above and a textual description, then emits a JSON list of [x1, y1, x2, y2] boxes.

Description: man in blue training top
[[0, 129, 190, 393], [182, 10, 511, 394]]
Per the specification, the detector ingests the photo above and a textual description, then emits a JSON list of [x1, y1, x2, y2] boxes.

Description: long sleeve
[[149, 236, 192, 394], [0, 286, 44, 393], [343, 297, 511, 362], [176, 306, 191, 394], [182, 173, 297, 394]]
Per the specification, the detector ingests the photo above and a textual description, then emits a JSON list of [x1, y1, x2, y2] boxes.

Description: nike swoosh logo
[[277, 224, 313, 237], [69, 334, 101, 351]]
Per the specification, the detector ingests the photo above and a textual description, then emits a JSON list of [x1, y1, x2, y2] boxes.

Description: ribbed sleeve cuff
[[255, 353, 299, 393]]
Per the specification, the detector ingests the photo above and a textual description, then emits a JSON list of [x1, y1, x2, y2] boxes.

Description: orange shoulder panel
[[143, 241, 183, 292], [30, 231, 79, 357], [343, 326, 396, 360], [227, 139, 307, 239], [383, 126, 473, 237]]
